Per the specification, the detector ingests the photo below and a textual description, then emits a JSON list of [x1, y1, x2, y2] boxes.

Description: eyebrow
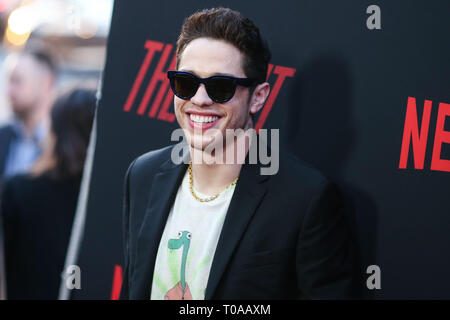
[[179, 69, 240, 78]]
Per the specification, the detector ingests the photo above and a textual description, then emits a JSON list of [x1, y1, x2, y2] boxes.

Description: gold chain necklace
[[188, 162, 238, 202]]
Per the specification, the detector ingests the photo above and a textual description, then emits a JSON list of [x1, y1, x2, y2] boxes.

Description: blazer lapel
[[134, 155, 188, 299], [205, 161, 269, 299]]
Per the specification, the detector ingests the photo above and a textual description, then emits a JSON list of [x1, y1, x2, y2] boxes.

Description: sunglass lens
[[207, 77, 235, 102], [173, 73, 198, 99]]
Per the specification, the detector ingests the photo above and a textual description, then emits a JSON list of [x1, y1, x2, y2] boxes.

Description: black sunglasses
[[167, 71, 256, 103]]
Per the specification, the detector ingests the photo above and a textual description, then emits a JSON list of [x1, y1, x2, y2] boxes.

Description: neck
[[180, 242, 189, 291], [19, 103, 50, 138], [189, 139, 248, 196], [30, 132, 56, 177]]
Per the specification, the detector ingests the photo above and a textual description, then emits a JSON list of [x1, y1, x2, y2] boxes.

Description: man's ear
[[249, 82, 270, 115]]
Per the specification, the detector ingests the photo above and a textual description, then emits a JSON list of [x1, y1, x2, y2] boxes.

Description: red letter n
[[399, 97, 432, 169], [431, 102, 450, 172]]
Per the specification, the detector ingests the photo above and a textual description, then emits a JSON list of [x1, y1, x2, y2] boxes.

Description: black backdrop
[[70, 0, 450, 299]]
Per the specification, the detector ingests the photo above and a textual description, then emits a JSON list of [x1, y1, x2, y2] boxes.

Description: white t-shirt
[[150, 170, 236, 300]]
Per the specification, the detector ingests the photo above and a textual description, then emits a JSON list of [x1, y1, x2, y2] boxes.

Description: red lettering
[[138, 43, 173, 116], [266, 64, 274, 81], [399, 97, 432, 169], [156, 53, 177, 122], [430, 102, 450, 172], [110, 265, 123, 300], [255, 66, 296, 132], [123, 40, 164, 112]]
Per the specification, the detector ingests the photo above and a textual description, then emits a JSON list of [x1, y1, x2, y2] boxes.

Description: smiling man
[[120, 7, 356, 300]]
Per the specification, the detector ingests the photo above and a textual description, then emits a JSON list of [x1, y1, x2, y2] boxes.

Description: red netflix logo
[[399, 96, 450, 172], [123, 40, 296, 131]]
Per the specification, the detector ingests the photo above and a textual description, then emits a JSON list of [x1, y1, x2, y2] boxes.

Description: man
[[121, 7, 356, 300], [0, 48, 56, 300], [0, 49, 56, 185]]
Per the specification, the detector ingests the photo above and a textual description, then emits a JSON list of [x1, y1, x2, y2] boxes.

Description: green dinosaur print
[[168, 230, 192, 299]]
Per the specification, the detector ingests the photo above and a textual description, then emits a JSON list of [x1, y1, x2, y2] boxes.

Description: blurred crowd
[[0, 45, 97, 299]]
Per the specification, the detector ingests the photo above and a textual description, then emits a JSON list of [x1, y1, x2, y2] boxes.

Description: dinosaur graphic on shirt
[[165, 230, 192, 300]]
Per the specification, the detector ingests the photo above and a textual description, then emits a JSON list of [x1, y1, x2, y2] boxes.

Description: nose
[[190, 83, 214, 106]]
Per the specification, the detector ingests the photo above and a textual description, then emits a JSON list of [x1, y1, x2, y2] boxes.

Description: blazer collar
[[136, 139, 270, 299], [205, 159, 269, 299], [134, 146, 188, 299]]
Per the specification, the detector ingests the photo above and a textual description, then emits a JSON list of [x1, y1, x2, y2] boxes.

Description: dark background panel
[[72, 0, 450, 299]]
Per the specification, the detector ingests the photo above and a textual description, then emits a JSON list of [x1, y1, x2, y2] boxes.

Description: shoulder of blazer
[[127, 143, 184, 187], [255, 133, 330, 193], [275, 150, 330, 190]]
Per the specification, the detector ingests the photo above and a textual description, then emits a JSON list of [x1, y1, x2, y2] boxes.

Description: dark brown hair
[[176, 7, 271, 84], [49, 89, 96, 180], [21, 46, 58, 76]]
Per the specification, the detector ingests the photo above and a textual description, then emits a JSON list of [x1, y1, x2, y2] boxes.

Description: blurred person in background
[[0, 48, 57, 187], [1, 88, 96, 299], [0, 47, 57, 300]]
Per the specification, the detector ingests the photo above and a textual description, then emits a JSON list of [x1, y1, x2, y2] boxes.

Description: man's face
[[7, 55, 48, 117], [175, 37, 253, 152]]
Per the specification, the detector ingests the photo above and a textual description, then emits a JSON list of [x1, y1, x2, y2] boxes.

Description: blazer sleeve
[[119, 159, 136, 300], [295, 180, 356, 299]]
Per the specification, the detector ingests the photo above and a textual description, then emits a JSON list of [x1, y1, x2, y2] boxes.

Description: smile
[[189, 114, 219, 123]]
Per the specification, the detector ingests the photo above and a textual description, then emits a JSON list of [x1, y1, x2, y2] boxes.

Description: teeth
[[190, 114, 219, 123]]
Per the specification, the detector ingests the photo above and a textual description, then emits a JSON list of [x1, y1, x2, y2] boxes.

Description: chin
[[187, 131, 217, 149]]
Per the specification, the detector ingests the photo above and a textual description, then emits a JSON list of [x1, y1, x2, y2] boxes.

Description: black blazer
[[1, 173, 81, 299], [0, 124, 15, 182], [120, 143, 356, 300]]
